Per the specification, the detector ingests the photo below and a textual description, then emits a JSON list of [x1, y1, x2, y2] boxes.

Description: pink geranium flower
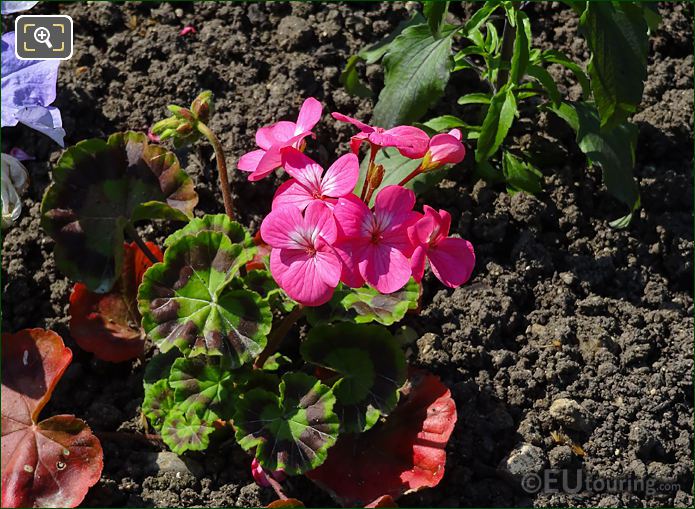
[[260, 201, 341, 306], [422, 129, 466, 170], [238, 97, 322, 181], [334, 185, 419, 293], [272, 148, 359, 211], [331, 112, 429, 159], [408, 206, 475, 288]]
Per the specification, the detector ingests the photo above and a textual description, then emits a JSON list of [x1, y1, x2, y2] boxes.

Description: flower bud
[[191, 90, 213, 124], [368, 163, 384, 190]]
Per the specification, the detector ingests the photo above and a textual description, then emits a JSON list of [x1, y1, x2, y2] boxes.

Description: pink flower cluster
[[239, 98, 475, 306]]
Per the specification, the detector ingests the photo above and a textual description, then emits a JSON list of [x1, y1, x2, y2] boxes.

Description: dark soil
[[2, 2, 692, 508]]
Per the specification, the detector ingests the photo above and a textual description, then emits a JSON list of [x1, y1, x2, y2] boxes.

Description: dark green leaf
[[169, 356, 235, 421], [502, 151, 543, 194], [340, 55, 373, 99], [138, 231, 271, 365], [423, 115, 478, 132], [373, 24, 455, 127], [457, 92, 491, 105], [509, 11, 531, 85], [143, 349, 181, 388], [142, 379, 175, 432], [233, 372, 339, 475], [579, 2, 649, 127], [161, 409, 214, 455], [462, 1, 501, 37], [475, 85, 517, 163], [526, 64, 561, 106], [424, 1, 449, 38], [539, 49, 591, 98], [242, 269, 296, 313], [41, 132, 198, 293], [301, 323, 407, 433]]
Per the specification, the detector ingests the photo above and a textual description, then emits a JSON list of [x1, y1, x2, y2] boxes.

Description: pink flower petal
[[427, 237, 475, 288], [237, 149, 266, 173], [334, 195, 371, 239], [408, 212, 437, 246], [449, 128, 462, 141], [282, 148, 323, 192], [179, 25, 196, 37], [313, 247, 342, 287], [260, 205, 305, 249], [428, 133, 466, 166], [374, 185, 417, 231], [321, 153, 359, 198], [248, 147, 283, 181], [304, 201, 337, 244], [295, 97, 323, 134], [410, 245, 427, 283], [380, 125, 430, 158], [272, 179, 314, 211], [270, 248, 337, 306], [334, 244, 366, 288], [331, 112, 374, 133], [359, 243, 412, 294], [255, 121, 297, 149]]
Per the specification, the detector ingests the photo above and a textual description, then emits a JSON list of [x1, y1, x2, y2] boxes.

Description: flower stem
[[359, 144, 380, 202], [125, 222, 159, 264], [397, 164, 424, 187], [196, 121, 234, 220], [254, 305, 304, 369], [496, 15, 516, 89], [266, 475, 288, 500]]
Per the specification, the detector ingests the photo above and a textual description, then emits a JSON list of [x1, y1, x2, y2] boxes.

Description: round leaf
[[301, 323, 406, 432], [138, 231, 271, 366], [142, 379, 175, 432], [168, 356, 235, 421], [164, 213, 253, 252], [307, 370, 457, 506], [233, 372, 339, 476], [161, 409, 214, 455], [41, 131, 198, 292]]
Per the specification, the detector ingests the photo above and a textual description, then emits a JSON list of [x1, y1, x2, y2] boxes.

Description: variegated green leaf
[[164, 213, 254, 253], [138, 231, 271, 366], [161, 409, 214, 455], [242, 269, 296, 313], [168, 356, 235, 421], [233, 372, 339, 475], [301, 323, 406, 433], [41, 131, 198, 293], [142, 379, 175, 432]]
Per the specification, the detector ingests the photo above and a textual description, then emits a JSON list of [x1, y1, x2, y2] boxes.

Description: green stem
[[254, 305, 305, 369], [397, 164, 425, 187], [196, 121, 234, 220], [125, 222, 159, 264]]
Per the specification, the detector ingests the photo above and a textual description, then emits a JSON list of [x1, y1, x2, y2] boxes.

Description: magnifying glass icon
[[33, 27, 52, 48]]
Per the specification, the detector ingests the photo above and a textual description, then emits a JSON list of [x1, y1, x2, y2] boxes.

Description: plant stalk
[[196, 121, 235, 220], [496, 15, 517, 89], [359, 144, 380, 202], [254, 305, 305, 369], [125, 222, 159, 264], [266, 475, 288, 500], [397, 164, 425, 187]]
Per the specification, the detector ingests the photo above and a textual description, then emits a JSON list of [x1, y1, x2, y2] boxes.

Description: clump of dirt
[[1, 2, 692, 508]]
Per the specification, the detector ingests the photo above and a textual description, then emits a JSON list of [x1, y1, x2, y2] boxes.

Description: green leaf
[[143, 349, 181, 388], [579, 2, 649, 127], [169, 356, 235, 421], [138, 231, 271, 365], [242, 269, 296, 313], [161, 409, 214, 455], [423, 115, 478, 132], [424, 1, 449, 38], [142, 379, 175, 432], [301, 323, 407, 433], [462, 1, 501, 37], [475, 85, 517, 163], [526, 64, 561, 106], [372, 24, 455, 127], [341, 14, 425, 98], [550, 101, 640, 223], [502, 151, 543, 194], [457, 92, 491, 105], [233, 372, 339, 475], [341, 55, 374, 99], [41, 131, 198, 293], [509, 11, 531, 85], [539, 49, 591, 98], [164, 213, 253, 251]]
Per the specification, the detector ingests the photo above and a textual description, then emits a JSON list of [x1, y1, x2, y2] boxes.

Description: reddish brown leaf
[[246, 230, 270, 271], [365, 495, 399, 508], [69, 242, 163, 362], [266, 498, 305, 508], [1, 329, 103, 508], [306, 370, 457, 507]]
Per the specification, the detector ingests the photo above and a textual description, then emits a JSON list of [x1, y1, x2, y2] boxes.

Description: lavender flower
[[1, 32, 65, 146]]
